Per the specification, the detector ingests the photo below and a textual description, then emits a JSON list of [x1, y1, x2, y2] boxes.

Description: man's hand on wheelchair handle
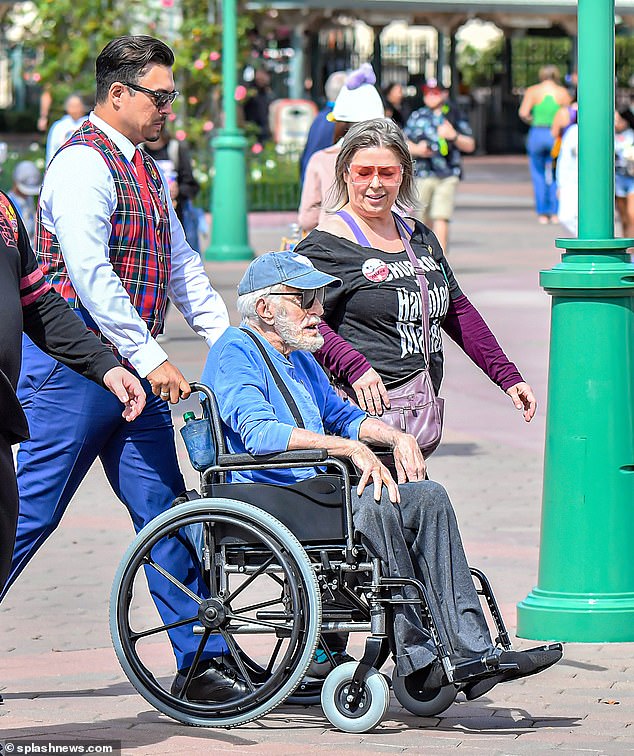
[[147, 359, 192, 404]]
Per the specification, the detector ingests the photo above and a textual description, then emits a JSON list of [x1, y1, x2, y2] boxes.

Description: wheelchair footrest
[[523, 642, 564, 655], [451, 653, 506, 683]]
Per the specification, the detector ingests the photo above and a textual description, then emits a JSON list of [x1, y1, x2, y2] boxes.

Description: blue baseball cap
[[237, 251, 341, 295]]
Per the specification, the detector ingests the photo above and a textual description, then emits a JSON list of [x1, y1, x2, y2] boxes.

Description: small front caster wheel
[[321, 661, 389, 733]]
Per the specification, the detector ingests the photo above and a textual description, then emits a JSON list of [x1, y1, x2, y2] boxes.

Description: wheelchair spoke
[[145, 557, 203, 604], [205, 522, 218, 597], [225, 610, 294, 631], [230, 596, 286, 615], [130, 614, 200, 641], [219, 629, 257, 693], [267, 571, 285, 588], [174, 628, 212, 700], [265, 637, 284, 676], [223, 554, 275, 604]]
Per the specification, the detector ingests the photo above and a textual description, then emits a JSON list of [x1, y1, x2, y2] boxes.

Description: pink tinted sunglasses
[[347, 164, 403, 185]]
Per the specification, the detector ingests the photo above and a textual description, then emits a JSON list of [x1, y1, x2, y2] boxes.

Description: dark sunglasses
[[122, 81, 180, 109], [270, 287, 326, 310]]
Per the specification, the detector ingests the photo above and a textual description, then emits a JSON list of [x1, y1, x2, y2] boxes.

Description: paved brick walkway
[[2, 156, 633, 755]]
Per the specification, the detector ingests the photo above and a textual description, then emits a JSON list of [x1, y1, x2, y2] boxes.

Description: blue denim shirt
[[201, 325, 366, 485]]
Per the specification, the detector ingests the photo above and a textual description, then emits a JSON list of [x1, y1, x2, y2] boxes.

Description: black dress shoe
[[463, 646, 563, 701], [171, 658, 249, 702]]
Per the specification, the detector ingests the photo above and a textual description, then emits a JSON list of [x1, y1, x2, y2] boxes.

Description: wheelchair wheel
[[392, 671, 457, 717], [110, 498, 321, 727], [321, 661, 389, 733]]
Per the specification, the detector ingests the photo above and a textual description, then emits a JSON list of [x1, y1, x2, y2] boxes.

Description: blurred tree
[[458, 38, 505, 88], [15, 0, 259, 150], [18, 0, 140, 119], [171, 1, 256, 147]]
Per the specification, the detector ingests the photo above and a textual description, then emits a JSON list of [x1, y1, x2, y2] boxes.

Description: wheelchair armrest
[[216, 449, 330, 467]]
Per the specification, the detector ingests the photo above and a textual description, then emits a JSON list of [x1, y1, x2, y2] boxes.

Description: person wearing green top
[[519, 65, 572, 224]]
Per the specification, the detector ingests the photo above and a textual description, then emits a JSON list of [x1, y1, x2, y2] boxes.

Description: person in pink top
[[298, 64, 385, 234]]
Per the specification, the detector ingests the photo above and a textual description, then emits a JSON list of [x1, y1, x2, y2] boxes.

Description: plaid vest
[[36, 120, 171, 343]]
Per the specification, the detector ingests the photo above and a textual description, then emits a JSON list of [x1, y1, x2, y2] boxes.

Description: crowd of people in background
[[3, 54, 632, 254]]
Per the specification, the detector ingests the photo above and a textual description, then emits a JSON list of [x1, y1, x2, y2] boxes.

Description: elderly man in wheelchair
[[109, 251, 562, 732]]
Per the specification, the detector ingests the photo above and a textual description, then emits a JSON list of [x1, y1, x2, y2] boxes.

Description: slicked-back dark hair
[[95, 35, 174, 104]]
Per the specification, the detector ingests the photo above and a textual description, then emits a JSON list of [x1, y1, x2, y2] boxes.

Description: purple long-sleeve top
[[316, 295, 522, 392]]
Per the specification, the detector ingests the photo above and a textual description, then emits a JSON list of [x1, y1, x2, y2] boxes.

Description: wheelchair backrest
[[187, 383, 350, 544], [208, 475, 346, 543]]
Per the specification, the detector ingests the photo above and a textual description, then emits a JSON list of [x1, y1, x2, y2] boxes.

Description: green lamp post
[[517, 0, 634, 641], [206, 0, 253, 261]]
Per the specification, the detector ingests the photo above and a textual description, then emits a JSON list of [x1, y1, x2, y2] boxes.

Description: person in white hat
[[7, 161, 42, 243], [298, 63, 385, 233]]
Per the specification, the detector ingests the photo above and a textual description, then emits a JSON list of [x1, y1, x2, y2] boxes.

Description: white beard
[[274, 310, 324, 353]]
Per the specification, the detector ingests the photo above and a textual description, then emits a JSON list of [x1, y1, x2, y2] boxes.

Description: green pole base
[[517, 588, 634, 642], [205, 242, 253, 262]]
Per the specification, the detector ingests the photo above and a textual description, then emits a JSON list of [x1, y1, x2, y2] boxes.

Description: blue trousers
[[3, 336, 225, 670], [526, 126, 558, 217]]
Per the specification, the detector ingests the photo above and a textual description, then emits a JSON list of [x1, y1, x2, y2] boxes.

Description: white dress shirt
[[45, 114, 89, 165], [39, 112, 229, 378]]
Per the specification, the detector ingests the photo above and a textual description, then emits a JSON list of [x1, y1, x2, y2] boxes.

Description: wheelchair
[[110, 382, 560, 732]]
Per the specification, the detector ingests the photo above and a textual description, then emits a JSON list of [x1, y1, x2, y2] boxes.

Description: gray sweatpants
[[352, 480, 493, 677]]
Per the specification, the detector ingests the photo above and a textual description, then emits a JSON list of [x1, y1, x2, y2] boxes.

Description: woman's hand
[[392, 433, 427, 483], [506, 381, 537, 422], [351, 367, 390, 417]]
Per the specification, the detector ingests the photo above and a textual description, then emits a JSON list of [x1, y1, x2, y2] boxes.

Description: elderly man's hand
[[351, 367, 390, 416], [349, 442, 400, 505], [392, 433, 426, 483]]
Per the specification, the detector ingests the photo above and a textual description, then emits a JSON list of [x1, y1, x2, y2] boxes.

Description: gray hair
[[237, 284, 275, 323], [65, 92, 85, 108], [324, 70, 348, 103], [327, 118, 417, 212]]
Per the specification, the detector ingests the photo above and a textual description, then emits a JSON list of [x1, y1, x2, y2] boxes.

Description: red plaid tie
[[133, 149, 153, 213]]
